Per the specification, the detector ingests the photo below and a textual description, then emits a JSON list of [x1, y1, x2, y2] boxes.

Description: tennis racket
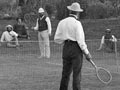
[[89, 59, 112, 84], [24, 13, 38, 29]]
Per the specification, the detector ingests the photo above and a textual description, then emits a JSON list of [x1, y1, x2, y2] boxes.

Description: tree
[[99, 0, 105, 3], [56, 0, 87, 20]]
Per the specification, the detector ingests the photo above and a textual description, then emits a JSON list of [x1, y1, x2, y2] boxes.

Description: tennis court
[[0, 40, 120, 90]]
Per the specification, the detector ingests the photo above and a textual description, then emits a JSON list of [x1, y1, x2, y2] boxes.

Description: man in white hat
[[54, 2, 93, 90], [0, 25, 20, 47], [97, 28, 117, 52], [33, 8, 52, 58]]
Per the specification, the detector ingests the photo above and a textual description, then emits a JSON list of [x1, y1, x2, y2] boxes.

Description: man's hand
[[48, 31, 52, 36], [109, 38, 116, 42], [85, 53, 92, 61], [96, 48, 101, 51], [49, 33, 52, 36]]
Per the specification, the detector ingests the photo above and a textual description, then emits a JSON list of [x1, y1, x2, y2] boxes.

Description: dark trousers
[[59, 40, 83, 90], [104, 40, 115, 53]]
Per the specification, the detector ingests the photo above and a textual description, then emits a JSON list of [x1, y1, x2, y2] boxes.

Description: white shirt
[[101, 35, 117, 44], [54, 17, 89, 54], [34, 16, 52, 35], [0, 31, 18, 42]]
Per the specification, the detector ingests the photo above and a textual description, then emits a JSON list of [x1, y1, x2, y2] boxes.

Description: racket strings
[[97, 68, 112, 83]]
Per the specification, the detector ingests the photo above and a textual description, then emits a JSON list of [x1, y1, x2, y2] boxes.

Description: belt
[[65, 39, 77, 43]]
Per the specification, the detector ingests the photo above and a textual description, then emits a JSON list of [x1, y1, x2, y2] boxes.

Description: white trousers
[[38, 30, 50, 58]]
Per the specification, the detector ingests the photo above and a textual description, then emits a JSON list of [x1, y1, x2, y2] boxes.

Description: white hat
[[105, 29, 111, 33], [38, 8, 44, 13], [6, 25, 13, 29], [106, 29, 111, 31], [6, 25, 13, 31], [67, 2, 83, 12]]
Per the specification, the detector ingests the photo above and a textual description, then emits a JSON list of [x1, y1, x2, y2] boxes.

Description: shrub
[[56, 1, 68, 20], [86, 2, 116, 19], [104, 0, 115, 17], [86, 3, 107, 19], [55, 0, 89, 20], [45, 4, 54, 17]]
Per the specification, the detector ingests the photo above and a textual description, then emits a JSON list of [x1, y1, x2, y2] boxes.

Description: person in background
[[0, 25, 20, 48], [13, 17, 30, 39], [54, 2, 92, 90], [33, 8, 52, 59], [97, 29, 117, 52]]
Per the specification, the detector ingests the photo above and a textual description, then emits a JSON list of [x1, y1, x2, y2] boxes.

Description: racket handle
[[89, 59, 97, 69]]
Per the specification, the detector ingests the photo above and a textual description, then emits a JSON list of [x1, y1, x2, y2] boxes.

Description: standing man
[[54, 2, 92, 90], [33, 8, 52, 58]]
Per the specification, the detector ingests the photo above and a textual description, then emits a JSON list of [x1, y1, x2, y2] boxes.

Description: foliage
[[56, 0, 86, 20], [1, 0, 120, 19], [56, 0, 68, 20], [86, 2, 116, 19], [20, 0, 56, 19], [45, 4, 54, 17], [86, 3, 106, 19], [104, 1, 115, 17]]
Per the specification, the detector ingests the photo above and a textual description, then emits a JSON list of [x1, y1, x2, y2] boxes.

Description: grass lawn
[[0, 19, 120, 90]]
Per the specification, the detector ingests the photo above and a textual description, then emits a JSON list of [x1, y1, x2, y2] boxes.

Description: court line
[[46, 61, 120, 76], [46, 61, 120, 70], [46, 62, 94, 70], [46, 62, 62, 66], [46, 62, 94, 75]]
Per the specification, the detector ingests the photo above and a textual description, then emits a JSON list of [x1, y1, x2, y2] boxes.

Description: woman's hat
[[38, 8, 45, 13], [67, 2, 83, 12]]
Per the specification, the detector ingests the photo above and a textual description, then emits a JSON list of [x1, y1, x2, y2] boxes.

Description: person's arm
[[10, 31, 19, 46], [0, 32, 5, 46], [97, 36, 104, 50], [0, 32, 5, 42], [33, 19, 39, 31], [14, 36, 19, 46], [46, 17, 52, 36], [76, 22, 92, 61], [24, 23, 29, 30], [111, 35, 117, 42], [54, 21, 64, 44], [23, 24, 30, 38]]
